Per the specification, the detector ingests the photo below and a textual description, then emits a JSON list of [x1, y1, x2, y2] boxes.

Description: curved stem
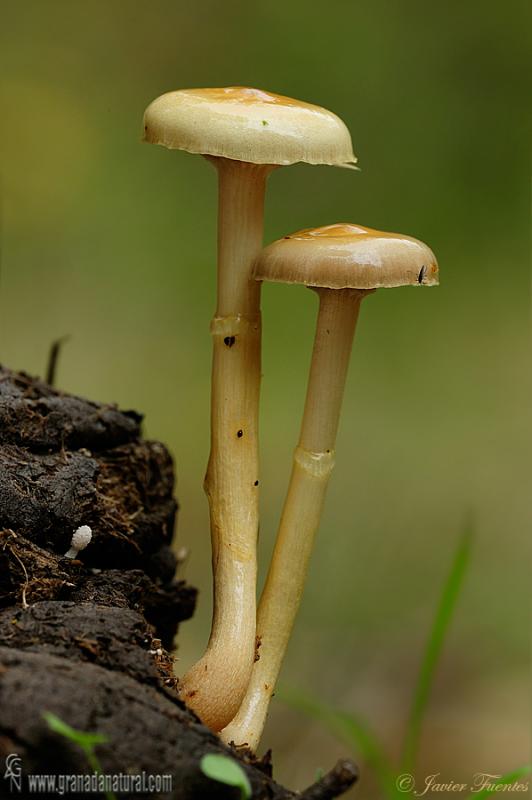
[[221, 288, 368, 749], [180, 159, 272, 731]]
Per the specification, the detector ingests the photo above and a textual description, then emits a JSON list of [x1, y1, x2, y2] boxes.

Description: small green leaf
[[43, 712, 108, 749], [200, 753, 252, 799], [43, 712, 116, 800], [261, 119, 268, 126]]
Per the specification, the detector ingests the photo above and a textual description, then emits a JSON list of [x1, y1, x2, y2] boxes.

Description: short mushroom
[[221, 223, 438, 749], [143, 88, 356, 730], [64, 525, 92, 559]]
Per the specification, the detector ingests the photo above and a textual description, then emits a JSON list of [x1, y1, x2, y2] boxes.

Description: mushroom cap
[[70, 525, 92, 552], [254, 224, 439, 289], [143, 87, 356, 168]]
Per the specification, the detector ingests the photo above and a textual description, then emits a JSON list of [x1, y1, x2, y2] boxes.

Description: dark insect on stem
[[223, 335, 236, 347], [418, 265, 427, 284]]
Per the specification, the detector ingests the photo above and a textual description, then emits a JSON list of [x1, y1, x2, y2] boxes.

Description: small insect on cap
[[143, 87, 357, 168], [253, 224, 439, 290]]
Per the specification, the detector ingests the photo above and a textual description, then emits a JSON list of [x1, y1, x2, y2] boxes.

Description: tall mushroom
[[221, 223, 439, 749], [143, 89, 356, 730]]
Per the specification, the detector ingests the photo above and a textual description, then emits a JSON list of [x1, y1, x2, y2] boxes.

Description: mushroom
[[221, 223, 439, 749], [64, 525, 92, 559], [143, 88, 356, 730]]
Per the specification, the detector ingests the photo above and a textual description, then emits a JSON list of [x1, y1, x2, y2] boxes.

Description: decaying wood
[[0, 365, 357, 799]]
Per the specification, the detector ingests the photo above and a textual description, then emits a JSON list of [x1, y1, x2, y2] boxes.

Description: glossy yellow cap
[[254, 224, 439, 289], [143, 87, 356, 168]]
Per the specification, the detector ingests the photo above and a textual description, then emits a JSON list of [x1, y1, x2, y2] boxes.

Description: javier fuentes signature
[[396, 772, 530, 795]]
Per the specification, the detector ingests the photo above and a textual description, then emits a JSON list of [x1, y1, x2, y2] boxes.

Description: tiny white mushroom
[[64, 525, 92, 559]]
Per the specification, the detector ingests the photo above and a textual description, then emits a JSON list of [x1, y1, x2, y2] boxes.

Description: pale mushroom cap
[[143, 87, 357, 168], [70, 525, 92, 552], [254, 224, 439, 289]]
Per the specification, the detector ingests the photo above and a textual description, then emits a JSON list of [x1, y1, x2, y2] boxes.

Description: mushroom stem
[[221, 287, 369, 749], [180, 158, 272, 731]]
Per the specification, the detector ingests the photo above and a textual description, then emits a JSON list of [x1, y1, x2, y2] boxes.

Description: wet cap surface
[[254, 224, 439, 289], [143, 87, 357, 167]]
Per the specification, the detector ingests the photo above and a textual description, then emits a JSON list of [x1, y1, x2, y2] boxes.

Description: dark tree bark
[[0, 365, 357, 799]]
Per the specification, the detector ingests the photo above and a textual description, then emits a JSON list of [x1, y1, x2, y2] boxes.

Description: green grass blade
[[400, 526, 473, 774], [43, 712, 108, 749], [464, 765, 531, 799], [279, 687, 397, 800], [43, 712, 116, 800]]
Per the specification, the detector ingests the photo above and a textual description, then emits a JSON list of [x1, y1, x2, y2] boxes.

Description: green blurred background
[[1, 1, 529, 795]]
